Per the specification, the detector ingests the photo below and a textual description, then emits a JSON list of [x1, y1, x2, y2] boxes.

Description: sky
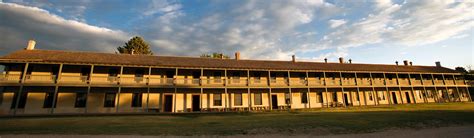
[[0, 0, 472, 69]]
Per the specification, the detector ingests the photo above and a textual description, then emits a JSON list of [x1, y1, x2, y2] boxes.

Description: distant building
[[0, 40, 471, 115]]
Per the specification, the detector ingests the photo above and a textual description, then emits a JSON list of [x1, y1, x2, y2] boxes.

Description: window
[[43, 93, 55, 108], [317, 92, 323, 103], [285, 93, 290, 104], [356, 92, 360, 101], [11, 92, 28, 109], [213, 93, 222, 106], [104, 93, 116, 107], [417, 90, 422, 99], [369, 92, 373, 101], [131, 93, 142, 107], [254, 93, 262, 105], [380, 91, 385, 100], [301, 92, 308, 104], [74, 93, 87, 108], [332, 91, 338, 102], [234, 93, 242, 106]]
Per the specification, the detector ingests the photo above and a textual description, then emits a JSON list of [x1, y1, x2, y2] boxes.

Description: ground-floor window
[[285, 93, 291, 104], [316, 92, 323, 103], [254, 93, 262, 105], [234, 93, 242, 106], [104, 93, 116, 107], [301, 92, 308, 104], [74, 93, 87, 108], [131, 93, 142, 107], [332, 92, 337, 102], [11, 92, 27, 109], [355, 92, 360, 101], [213, 93, 222, 106], [368, 92, 373, 101], [43, 92, 55, 108], [380, 91, 385, 100]]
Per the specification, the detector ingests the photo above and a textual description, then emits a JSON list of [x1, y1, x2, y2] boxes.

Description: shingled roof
[[0, 49, 458, 73]]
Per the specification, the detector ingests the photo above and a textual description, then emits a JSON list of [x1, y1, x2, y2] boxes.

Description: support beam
[[369, 73, 378, 106], [395, 73, 404, 104], [13, 63, 29, 116], [419, 73, 428, 103], [84, 65, 94, 114], [269, 88, 272, 111], [116, 66, 124, 113], [383, 73, 392, 105], [51, 64, 63, 114], [407, 74, 417, 104], [441, 74, 452, 102], [224, 69, 227, 111], [339, 72, 346, 107], [146, 67, 151, 112], [323, 72, 329, 108], [306, 71, 311, 109], [452, 75, 461, 102], [431, 74, 441, 103]]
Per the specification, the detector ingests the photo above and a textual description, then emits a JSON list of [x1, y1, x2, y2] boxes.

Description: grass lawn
[[1, 103, 473, 136]]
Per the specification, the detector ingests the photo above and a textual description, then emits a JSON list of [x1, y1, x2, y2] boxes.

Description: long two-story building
[[0, 41, 471, 115]]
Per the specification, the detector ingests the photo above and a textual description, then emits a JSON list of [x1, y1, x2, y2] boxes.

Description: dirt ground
[[1, 125, 473, 138]]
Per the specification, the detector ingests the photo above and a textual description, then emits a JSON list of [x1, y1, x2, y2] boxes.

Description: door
[[192, 95, 200, 112], [344, 93, 349, 106], [391, 92, 398, 104], [271, 95, 278, 109], [164, 95, 173, 112], [405, 92, 411, 103]]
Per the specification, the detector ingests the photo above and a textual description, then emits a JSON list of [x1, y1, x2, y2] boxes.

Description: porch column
[[419, 73, 428, 103], [116, 66, 124, 113], [323, 72, 329, 108], [452, 74, 462, 102], [306, 71, 311, 108], [51, 63, 63, 114], [407, 73, 417, 104], [441, 74, 452, 102], [84, 65, 94, 114], [13, 62, 29, 116], [431, 74, 441, 103], [383, 73, 392, 105]]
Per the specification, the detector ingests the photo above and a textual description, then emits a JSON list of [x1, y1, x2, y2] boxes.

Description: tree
[[200, 52, 230, 59], [455, 67, 468, 74], [117, 36, 153, 55]]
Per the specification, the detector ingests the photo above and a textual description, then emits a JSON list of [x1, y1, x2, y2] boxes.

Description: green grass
[[1, 103, 473, 136]]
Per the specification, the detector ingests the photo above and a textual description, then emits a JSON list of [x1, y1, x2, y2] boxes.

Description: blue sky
[[0, 0, 472, 69]]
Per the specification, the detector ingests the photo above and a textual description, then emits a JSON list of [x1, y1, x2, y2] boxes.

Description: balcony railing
[[290, 78, 307, 86], [202, 78, 225, 86], [326, 79, 341, 86], [341, 78, 356, 86], [148, 77, 174, 85], [24, 74, 56, 83], [372, 79, 385, 86], [307, 78, 324, 86], [444, 80, 454, 85], [433, 80, 444, 85], [0, 74, 21, 83], [90, 76, 119, 85], [58, 75, 88, 84], [357, 78, 371, 86], [175, 78, 200, 86], [386, 79, 397, 85], [422, 80, 433, 85], [249, 78, 268, 86], [120, 76, 147, 85], [410, 79, 422, 85], [398, 79, 410, 85], [455, 80, 465, 85], [269, 78, 289, 86], [226, 78, 248, 86]]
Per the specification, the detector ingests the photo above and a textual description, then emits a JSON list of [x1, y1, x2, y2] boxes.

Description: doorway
[[391, 92, 398, 104], [405, 92, 411, 103], [271, 95, 278, 109], [192, 95, 200, 112], [164, 95, 173, 112], [344, 93, 349, 106]]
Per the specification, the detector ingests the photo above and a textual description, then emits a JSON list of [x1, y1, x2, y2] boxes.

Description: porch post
[[407, 73, 417, 104], [383, 73, 392, 105], [51, 63, 63, 114], [84, 65, 94, 114], [13, 62, 29, 116], [441, 74, 452, 102], [419, 73, 428, 103], [116, 66, 123, 113]]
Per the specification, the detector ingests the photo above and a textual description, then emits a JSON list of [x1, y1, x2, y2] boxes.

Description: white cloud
[[328, 19, 347, 28], [0, 2, 129, 54]]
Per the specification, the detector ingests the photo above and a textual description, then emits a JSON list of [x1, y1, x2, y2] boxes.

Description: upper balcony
[[149, 77, 174, 86], [226, 78, 248, 87], [58, 74, 88, 84], [120, 76, 148, 85], [0, 74, 21, 83], [24, 74, 57, 84], [307, 77, 324, 86], [357, 78, 372, 86], [249, 78, 268, 87], [269, 78, 289, 86]]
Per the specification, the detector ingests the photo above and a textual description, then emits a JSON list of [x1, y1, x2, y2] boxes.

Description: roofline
[[0, 60, 462, 75]]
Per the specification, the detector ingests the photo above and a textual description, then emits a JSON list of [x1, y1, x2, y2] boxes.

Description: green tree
[[200, 52, 230, 59], [117, 36, 153, 55]]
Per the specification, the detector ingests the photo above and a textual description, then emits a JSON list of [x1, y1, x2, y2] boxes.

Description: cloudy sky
[[0, 0, 472, 69]]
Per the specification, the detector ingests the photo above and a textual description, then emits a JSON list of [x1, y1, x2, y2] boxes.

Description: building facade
[[0, 42, 471, 115]]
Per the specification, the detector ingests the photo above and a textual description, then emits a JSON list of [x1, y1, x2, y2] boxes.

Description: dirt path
[[2, 125, 474, 138]]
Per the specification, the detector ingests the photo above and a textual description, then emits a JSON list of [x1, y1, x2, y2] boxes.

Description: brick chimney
[[235, 51, 240, 60], [435, 61, 441, 67], [403, 60, 409, 66], [409, 62, 413, 66], [396, 61, 399, 66], [339, 57, 344, 64], [292, 55, 296, 62], [324, 58, 327, 63], [26, 40, 36, 50], [349, 59, 352, 64]]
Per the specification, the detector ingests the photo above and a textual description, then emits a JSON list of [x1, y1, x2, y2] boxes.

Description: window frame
[[213, 93, 222, 106], [131, 93, 143, 107], [104, 93, 116, 108], [254, 93, 262, 105], [74, 93, 87, 108]]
